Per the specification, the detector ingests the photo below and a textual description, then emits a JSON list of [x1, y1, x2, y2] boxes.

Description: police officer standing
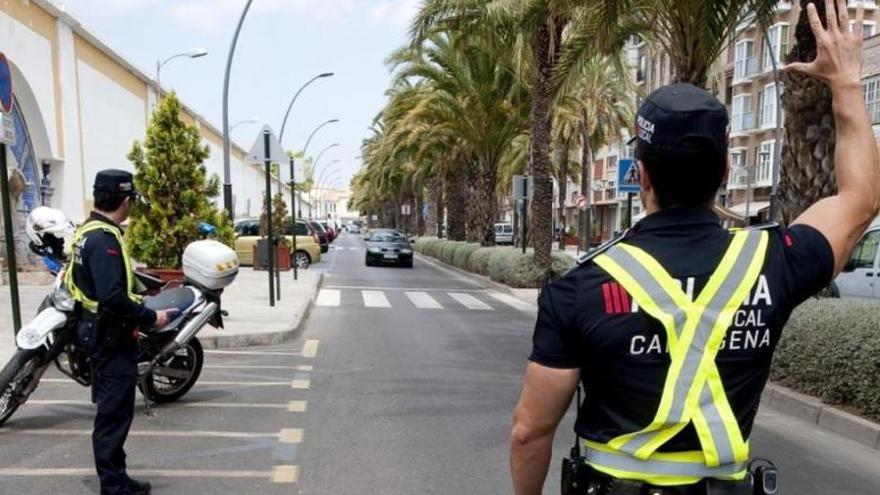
[[510, 3, 880, 494], [66, 169, 175, 495]]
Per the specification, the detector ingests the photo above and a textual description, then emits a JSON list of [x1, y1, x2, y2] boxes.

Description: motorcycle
[[0, 223, 239, 426]]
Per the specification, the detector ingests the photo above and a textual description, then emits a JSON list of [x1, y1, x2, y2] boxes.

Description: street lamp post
[[231, 117, 261, 132], [156, 48, 208, 92], [278, 73, 335, 143], [313, 163, 341, 209], [302, 119, 340, 159], [318, 178, 344, 219], [222, 0, 255, 221]]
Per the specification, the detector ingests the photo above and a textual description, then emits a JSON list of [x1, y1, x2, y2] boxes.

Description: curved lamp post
[[302, 119, 340, 158], [156, 48, 207, 90], [279, 73, 335, 143], [318, 178, 344, 218], [311, 143, 340, 172], [231, 117, 261, 132], [222, 0, 255, 220]]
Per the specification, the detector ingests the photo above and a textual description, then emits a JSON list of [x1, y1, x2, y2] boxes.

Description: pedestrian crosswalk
[[315, 288, 535, 312]]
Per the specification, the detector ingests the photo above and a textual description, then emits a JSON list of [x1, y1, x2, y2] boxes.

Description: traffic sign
[[618, 159, 641, 194], [401, 204, 411, 215], [512, 175, 533, 200], [0, 53, 12, 114], [247, 125, 288, 164], [575, 194, 588, 210]]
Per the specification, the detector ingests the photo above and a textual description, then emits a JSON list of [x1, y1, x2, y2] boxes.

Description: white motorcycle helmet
[[26, 207, 75, 261]]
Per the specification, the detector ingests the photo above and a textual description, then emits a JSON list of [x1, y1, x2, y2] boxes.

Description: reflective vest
[[64, 220, 142, 314], [585, 229, 769, 487]]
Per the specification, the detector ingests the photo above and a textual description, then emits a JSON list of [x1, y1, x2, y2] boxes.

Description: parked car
[[833, 218, 880, 298], [365, 230, 413, 268], [308, 221, 330, 253], [494, 222, 514, 245], [318, 221, 336, 242], [348, 223, 362, 235], [233, 218, 321, 267]]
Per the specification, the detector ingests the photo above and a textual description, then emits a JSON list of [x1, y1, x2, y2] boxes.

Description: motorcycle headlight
[[51, 284, 76, 312]]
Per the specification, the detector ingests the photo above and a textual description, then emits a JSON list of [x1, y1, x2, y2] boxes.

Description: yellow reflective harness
[[585, 229, 769, 486], [65, 220, 143, 314]]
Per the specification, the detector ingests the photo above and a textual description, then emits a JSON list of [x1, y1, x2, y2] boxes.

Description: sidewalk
[[0, 267, 323, 365]]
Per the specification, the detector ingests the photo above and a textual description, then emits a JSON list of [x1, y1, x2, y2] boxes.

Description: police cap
[[93, 169, 136, 198], [630, 83, 728, 160]]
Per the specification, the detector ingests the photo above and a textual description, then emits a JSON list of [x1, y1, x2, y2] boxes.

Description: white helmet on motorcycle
[[26, 207, 75, 260]]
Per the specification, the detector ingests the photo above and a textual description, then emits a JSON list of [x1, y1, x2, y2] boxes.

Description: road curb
[[762, 383, 880, 450], [198, 271, 324, 349], [413, 252, 539, 305]]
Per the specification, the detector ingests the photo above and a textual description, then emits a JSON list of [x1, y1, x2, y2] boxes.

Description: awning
[[728, 201, 770, 217]]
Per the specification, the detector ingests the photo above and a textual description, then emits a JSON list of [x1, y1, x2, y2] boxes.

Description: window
[[756, 141, 774, 185], [851, 230, 880, 269], [731, 94, 753, 133], [637, 55, 646, 82], [863, 76, 880, 123], [764, 23, 790, 71], [734, 40, 756, 80], [606, 156, 618, 179], [850, 20, 877, 37], [729, 149, 748, 186], [762, 83, 778, 128]]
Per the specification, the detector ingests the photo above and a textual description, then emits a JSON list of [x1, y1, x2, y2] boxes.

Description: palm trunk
[[465, 159, 482, 243], [779, 1, 836, 223], [557, 139, 570, 252], [579, 114, 593, 252], [475, 160, 498, 247], [530, 20, 555, 268], [426, 178, 441, 237], [446, 162, 467, 241]]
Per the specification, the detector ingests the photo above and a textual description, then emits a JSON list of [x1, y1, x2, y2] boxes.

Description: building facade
[[0, 0, 303, 266]]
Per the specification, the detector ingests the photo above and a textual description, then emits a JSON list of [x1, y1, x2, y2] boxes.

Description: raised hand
[[784, 0, 865, 89]]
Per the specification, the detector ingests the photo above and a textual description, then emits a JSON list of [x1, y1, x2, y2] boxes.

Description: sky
[[57, 0, 421, 189]]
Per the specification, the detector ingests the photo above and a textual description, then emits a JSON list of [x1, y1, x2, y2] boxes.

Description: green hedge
[[412, 237, 577, 289], [772, 298, 880, 421]]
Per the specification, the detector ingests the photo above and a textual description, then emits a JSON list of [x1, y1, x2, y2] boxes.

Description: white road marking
[[298, 365, 313, 371], [24, 400, 300, 411], [205, 365, 304, 370], [448, 292, 493, 310], [302, 339, 319, 358], [203, 350, 302, 357], [279, 428, 304, 444], [362, 290, 391, 308], [197, 381, 295, 387], [487, 291, 536, 312], [1, 429, 284, 440], [405, 291, 443, 309], [291, 379, 311, 389], [288, 400, 307, 412], [272, 465, 300, 483], [0, 468, 287, 482], [316, 289, 341, 307], [349, 247, 359, 251], [326, 285, 486, 293]]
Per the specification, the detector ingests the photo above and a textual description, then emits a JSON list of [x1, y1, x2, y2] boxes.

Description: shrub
[[772, 298, 880, 421], [423, 239, 446, 258], [469, 247, 505, 275], [413, 237, 437, 253], [452, 243, 480, 270], [440, 241, 466, 265]]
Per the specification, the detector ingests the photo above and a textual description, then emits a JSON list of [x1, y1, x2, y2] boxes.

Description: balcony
[[775, 1, 792, 12], [733, 57, 759, 84], [849, 0, 878, 10], [730, 112, 756, 135]]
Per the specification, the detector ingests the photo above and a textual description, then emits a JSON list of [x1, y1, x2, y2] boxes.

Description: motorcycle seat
[[144, 287, 196, 314]]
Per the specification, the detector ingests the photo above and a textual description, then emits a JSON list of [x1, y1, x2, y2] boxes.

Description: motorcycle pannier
[[182, 240, 239, 290]]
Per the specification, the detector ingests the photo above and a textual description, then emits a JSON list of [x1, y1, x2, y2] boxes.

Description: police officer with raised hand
[[510, 2, 880, 494], [67, 169, 176, 495]]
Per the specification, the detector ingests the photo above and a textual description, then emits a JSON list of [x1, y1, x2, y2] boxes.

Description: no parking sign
[[0, 53, 12, 114]]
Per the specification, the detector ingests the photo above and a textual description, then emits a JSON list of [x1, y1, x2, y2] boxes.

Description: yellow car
[[233, 218, 322, 268]]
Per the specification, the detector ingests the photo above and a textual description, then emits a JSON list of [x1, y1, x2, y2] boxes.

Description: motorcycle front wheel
[[143, 337, 203, 403], [0, 349, 44, 427]]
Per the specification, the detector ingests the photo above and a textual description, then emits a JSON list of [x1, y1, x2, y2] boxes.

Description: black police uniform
[[70, 171, 156, 495], [530, 84, 836, 494]]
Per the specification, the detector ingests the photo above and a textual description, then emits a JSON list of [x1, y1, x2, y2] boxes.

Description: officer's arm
[[88, 234, 156, 326], [786, 2, 880, 275], [510, 362, 579, 495]]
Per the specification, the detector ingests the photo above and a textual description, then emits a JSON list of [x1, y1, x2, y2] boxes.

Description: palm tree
[[777, 1, 835, 223]]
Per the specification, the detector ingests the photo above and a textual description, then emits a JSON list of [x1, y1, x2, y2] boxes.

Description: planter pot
[[253, 239, 292, 271], [564, 236, 579, 246]]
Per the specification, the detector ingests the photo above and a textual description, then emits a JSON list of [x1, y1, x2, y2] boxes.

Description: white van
[[834, 218, 880, 298], [494, 223, 514, 245]]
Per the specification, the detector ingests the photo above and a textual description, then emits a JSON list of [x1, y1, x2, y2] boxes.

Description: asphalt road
[[0, 232, 878, 494]]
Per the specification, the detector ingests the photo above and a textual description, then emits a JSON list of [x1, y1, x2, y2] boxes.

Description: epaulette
[[576, 229, 629, 266]]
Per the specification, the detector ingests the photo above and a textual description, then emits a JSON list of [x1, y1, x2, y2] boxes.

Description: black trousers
[[80, 321, 137, 495]]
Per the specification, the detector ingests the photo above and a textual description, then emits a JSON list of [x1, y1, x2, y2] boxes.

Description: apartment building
[[725, 1, 880, 221]]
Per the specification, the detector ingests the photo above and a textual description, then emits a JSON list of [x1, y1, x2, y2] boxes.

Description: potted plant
[[254, 192, 292, 271], [126, 93, 234, 283]]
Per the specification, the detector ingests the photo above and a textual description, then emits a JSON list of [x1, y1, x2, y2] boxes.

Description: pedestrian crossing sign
[[618, 159, 641, 194]]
